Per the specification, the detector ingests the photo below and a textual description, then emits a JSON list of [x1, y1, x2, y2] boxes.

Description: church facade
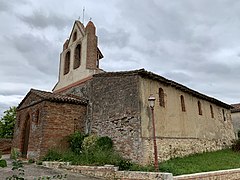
[[12, 20, 235, 164]]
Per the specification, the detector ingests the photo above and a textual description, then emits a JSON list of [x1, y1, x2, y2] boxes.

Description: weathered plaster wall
[[90, 74, 144, 162], [231, 112, 240, 138], [139, 77, 235, 163]]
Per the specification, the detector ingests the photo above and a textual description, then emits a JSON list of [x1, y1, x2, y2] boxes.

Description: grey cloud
[[163, 71, 191, 84], [98, 27, 130, 48], [18, 10, 72, 29], [6, 33, 59, 75], [0, 0, 29, 13], [0, 1, 10, 12]]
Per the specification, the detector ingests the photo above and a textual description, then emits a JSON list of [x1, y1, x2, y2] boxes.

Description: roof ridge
[[93, 69, 231, 109]]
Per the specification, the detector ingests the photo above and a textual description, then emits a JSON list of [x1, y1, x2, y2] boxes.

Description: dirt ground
[[0, 155, 101, 180]]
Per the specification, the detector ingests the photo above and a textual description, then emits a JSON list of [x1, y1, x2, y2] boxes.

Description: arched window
[[74, 44, 81, 69], [64, 51, 70, 75], [198, 101, 202, 115], [73, 31, 77, 42], [180, 95, 186, 112], [159, 88, 165, 107], [210, 105, 214, 118]]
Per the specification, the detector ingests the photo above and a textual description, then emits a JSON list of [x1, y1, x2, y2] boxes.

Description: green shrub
[[82, 134, 98, 152], [117, 159, 133, 170], [10, 148, 20, 160], [96, 136, 113, 150], [42, 149, 62, 161], [0, 159, 7, 168], [68, 131, 87, 154], [28, 159, 35, 164], [232, 139, 240, 152]]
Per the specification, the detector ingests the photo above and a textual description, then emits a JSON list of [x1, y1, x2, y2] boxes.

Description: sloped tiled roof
[[18, 89, 87, 110], [94, 69, 232, 109], [231, 103, 240, 113]]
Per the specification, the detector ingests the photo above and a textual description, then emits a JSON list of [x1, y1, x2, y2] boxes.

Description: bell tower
[[53, 20, 103, 93]]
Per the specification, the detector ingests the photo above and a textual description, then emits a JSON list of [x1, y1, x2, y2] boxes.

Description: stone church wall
[[139, 77, 235, 164], [90, 74, 144, 163]]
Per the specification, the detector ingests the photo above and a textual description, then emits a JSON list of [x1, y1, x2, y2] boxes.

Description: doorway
[[22, 113, 31, 158]]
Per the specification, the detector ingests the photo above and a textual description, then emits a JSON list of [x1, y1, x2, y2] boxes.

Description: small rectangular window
[[159, 88, 165, 107], [180, 95, 186, 112], [198, 101, 202, 115], [222, 109, 226, 121], [210, 105, 214, 118]]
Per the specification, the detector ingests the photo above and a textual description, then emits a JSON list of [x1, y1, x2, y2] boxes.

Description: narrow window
[[159, 88, 165, 107], [74, 44, 81, 69], [35, 109, 39, 124], [73, 31, 77, 41], [17, 114, 21, 127], [222, 109, 226, 121], [180, 95, 186, 112], [198, 101, 202, 115], [64, 51, 70, 75], [210, 105, 214, 118]]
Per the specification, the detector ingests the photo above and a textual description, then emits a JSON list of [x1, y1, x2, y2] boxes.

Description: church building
[[12, 20, 235, 164]]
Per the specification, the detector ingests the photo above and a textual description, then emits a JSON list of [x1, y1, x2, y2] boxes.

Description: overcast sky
[[1, 0, 240, 117]]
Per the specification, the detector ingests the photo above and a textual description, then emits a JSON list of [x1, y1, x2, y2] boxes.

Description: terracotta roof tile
[[94, 69, 232, 109], [231, 103, 240, 113], [18, 89, 87, 109]]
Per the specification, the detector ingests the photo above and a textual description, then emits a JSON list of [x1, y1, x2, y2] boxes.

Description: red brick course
[[0, 138, 12, 154]]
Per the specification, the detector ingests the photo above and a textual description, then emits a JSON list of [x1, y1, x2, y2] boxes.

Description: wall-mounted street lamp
[[148, 94, 159, 172]]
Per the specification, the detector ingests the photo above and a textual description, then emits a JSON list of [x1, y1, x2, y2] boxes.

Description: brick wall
[[39, 101, 87, 157], [13, 98, 87, 159], [13, 101, 45, 158], [0, 138, 12, 154], [91, 74, 143, 162]]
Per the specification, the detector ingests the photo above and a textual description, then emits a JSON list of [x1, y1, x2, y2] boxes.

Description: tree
[[0, 106, 16, 138]]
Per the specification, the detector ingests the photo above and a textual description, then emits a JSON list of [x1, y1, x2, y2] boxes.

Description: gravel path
[[0, 155, 102, 180]]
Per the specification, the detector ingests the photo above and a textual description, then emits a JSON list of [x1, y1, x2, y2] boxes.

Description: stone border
[[174, 168, 240, 180], [42, 161, 173, 180], [42, 161, 240, 180]]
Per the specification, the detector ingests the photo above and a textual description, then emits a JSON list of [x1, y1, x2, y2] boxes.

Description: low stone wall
[[42, 161, 173, 180], [142, 137, 231, 164], [0, 138, 12, 154], [174, 168, 240, 180], [42, 161, 240, 180]]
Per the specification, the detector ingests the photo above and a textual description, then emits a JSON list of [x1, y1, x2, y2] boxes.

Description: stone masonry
[[91, 74, 143, 162]]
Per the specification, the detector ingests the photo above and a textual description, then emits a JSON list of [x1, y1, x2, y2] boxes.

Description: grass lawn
[[159, 149, 240, 176]]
